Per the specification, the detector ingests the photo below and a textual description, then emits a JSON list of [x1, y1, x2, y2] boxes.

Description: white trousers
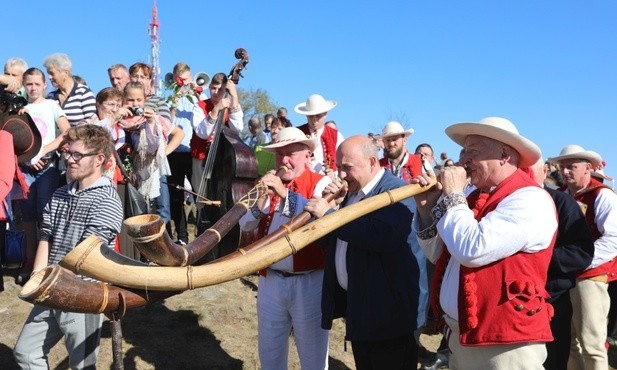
[[444, 315, 547, 370], [257, 269, 329, 370], [568, 278, 609, 370]]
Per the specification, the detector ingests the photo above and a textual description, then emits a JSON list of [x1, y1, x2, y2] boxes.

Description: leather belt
[[585, 274, 609, 283], [269, 268, 310, 278]]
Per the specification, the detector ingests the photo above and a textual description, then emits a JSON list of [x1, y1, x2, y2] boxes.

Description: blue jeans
[[155, 176, 171, 224], [20, 166, 60, 222]]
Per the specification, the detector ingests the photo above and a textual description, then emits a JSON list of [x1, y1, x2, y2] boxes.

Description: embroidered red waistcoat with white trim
[[258, 170, 326, 273], [379, 153, 423, 184], [190, 99, 230, 160], [564, 177, 617, 281], [298, 123, 338, 171], [434, 169, 557, 345]]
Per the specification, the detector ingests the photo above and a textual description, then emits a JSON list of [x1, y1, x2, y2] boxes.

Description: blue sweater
[[321, 171, 420, 341]]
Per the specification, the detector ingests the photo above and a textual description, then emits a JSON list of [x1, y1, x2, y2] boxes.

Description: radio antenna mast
[[148, 0, 161, 96]]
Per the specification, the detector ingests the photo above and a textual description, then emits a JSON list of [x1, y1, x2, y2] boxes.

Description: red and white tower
[[148, 0, 161, 95]]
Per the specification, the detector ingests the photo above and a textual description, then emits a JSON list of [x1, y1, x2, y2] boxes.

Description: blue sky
[[3, 1, 616, 175]]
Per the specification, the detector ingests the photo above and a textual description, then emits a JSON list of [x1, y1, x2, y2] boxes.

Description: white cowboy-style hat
[[262, 127, 317, 153], [591, 167, 614, 182], [381, 121, 414, 138], [445, 116, 541, 168], [547, 145, 603, 169], [294, 94, 337, 116]]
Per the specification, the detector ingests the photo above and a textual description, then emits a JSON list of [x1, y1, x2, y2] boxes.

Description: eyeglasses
[[63, 150, 98, 161]]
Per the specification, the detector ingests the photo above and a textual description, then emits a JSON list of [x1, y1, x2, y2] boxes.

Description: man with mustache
[[413, 117, 558, 369], [239, 127, 331, 370]]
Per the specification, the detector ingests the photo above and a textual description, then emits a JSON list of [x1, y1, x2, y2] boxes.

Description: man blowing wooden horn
[[238, 127, 332, 370]]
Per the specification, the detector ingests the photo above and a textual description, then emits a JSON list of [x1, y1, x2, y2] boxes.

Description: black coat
[[321, 171, 420, 341], [545, 185, 594, 302]]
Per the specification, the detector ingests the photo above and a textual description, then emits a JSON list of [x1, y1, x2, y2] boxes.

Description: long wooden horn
[[19, 265, 177, 314], [128, 166, 288, 266], [59, 179, 435, 291]]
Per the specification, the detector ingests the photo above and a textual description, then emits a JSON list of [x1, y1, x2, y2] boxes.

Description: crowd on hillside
[[1, 53, 616, 370]]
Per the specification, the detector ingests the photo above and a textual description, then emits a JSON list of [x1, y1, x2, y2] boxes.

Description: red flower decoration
[[175, 76, 184, 87], [196, 86, 203, 94]]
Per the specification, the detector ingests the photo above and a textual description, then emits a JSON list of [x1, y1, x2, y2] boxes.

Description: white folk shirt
[[307, 126, 345, 175], [239, 176, 330, 272], [414, 186, 557, 321], [191, 103, 244, 139], [335, 168, 385, 290], [565, 187, 617, 269]]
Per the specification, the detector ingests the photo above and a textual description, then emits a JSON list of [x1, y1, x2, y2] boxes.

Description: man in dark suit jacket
[[305, 135, 420, 370]]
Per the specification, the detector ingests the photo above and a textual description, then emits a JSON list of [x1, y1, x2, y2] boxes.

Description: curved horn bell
[[19, 265, 177, 314]]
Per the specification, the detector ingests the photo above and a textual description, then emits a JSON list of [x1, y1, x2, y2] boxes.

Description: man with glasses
[[13, 124, 123, 369], [295, 94, 344, 176]]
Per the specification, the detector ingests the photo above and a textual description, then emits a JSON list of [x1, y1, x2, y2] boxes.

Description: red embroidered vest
[[298, 123, 338, 171], [190, 99, 230, 160], [379, 153, 423, 184], [433, 169, 556, 345], [258, 170, 326, 273], [566, 178, 617, 281]]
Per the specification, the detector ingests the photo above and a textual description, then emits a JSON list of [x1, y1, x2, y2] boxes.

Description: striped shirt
[[41, 176, 123, 265], [47, 82, 96, 126], [146, 95, 172, 122]]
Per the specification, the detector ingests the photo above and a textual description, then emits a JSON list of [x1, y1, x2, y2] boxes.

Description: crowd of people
[[1, 53, 616, 370]]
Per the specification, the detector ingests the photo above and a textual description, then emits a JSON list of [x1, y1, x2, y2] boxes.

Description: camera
[[0, 85, 27, 114], [129, 107, 145, 116]]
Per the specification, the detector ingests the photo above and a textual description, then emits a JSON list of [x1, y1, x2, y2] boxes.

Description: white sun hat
[[548, 145, 603, 169], [294, 94, 337, 116], [262, 127, 317, 152], [381, 121, 414, 138], [445, 116, 541, 168]]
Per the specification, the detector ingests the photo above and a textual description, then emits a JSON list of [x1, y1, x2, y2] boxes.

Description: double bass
[[196, 48, 258, 261]]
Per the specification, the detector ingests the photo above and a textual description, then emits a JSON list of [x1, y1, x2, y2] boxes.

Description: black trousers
[[352, 333, 418, 370], [544, 291, 573, 370], [607, 281, 617, 338], [166, 151, 192, 243]]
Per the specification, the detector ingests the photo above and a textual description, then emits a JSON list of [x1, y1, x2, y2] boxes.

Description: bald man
[[306, 135, 420, 370]]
